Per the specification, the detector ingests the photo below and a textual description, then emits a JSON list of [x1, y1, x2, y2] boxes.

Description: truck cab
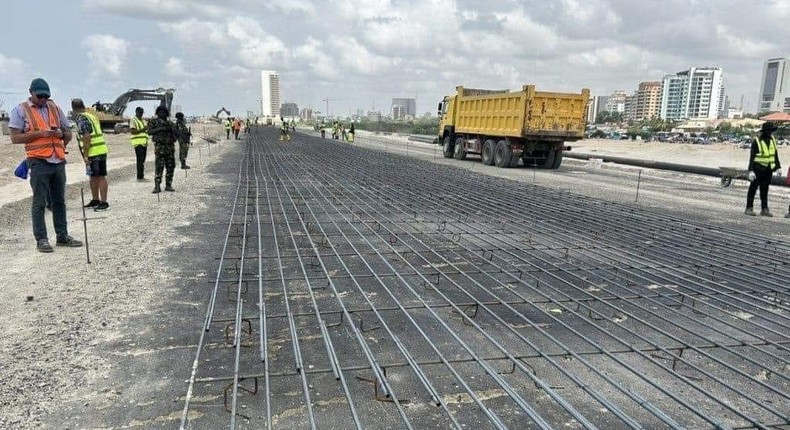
[[437, 95, 456, 141]]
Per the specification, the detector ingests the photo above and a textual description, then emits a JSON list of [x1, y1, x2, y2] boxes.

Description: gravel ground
[[0, 125, 229, 429]]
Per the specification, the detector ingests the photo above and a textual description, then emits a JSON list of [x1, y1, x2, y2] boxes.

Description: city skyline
[[1, 1, 789, 117]]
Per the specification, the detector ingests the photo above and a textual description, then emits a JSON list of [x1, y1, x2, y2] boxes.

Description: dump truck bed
[[454, 85, 589, 140]]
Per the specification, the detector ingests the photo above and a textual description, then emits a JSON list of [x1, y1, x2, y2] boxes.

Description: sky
[[1, 0, 788, 117]]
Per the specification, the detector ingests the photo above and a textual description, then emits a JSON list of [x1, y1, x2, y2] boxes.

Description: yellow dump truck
[[437, 85, 589, 168]]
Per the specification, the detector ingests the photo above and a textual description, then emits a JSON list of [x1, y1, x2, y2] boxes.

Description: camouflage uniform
[[147, 117, 176, 189], [174, 119, 191, 168]]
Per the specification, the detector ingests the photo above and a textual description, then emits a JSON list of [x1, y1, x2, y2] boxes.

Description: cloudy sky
[[1, 0, 788, 117]]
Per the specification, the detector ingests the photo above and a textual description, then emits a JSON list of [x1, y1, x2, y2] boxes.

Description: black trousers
[[746, 167, 773, 210], [134, 145, 147, 179]]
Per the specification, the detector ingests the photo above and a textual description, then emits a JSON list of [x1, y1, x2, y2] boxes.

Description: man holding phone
[[8, 78, 83, 252]]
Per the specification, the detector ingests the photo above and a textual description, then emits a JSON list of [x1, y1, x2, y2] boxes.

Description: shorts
[[88, 154, 107, 177]]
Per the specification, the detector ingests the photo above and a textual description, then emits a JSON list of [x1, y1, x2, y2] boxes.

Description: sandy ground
[[573, 138, 790, 171], [0, 124, 228, 429]]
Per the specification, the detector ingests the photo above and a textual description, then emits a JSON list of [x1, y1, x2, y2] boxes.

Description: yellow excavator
[[79, 87, 175, 133]]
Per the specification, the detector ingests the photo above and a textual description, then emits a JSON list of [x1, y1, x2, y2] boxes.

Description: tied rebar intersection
[[180, 129, 790, 430]]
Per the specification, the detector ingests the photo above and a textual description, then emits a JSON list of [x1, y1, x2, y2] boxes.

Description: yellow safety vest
[[130, 117, 148, 146], [77, 112, 107, 157], [754, 137, 777, 170], [225, 119, 232, 130]]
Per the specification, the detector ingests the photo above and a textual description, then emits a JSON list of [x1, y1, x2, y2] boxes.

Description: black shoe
[[760, 209, 773, 217], [744, 208, 756, 216], [56, 236, 83, 247], [83, 199, 100, 208], [181, 164, 191, 169], [165, 185, 175, 192], [152, 184, 161, 194], [94, 202, 110, 211], [37, 239, 53, 253]]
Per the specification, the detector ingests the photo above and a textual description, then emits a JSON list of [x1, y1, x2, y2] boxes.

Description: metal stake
[[635, 170, 642, 202]]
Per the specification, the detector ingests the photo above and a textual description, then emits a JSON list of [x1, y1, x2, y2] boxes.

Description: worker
[[233, 118, 242, 140], [224, 117, 232, 139], [279, 120, 290, 141], [8, 78, 82, 252], [348, 123, 355, 142], [72, 98, 109, 211], [130, 107, 149, 181], [745, 121, 781, 217], [174, 112, 191, 169], [245, 118, 251, 134], [147, 105, 177, 193]]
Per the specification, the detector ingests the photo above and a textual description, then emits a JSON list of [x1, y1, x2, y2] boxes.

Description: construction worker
[[348, 123, 355, 142], [245, 117, 251, 134], [147, 105, 177, 193], [8, 78, 82, 252], [279, 119, 290, 141], [745, 121, 781, 217], [233, 118, 242, 140], [72, 98, 109, 211], [224, 117, 232, 139], [130, 106, 149, 181], [174, 112, 191, 169]]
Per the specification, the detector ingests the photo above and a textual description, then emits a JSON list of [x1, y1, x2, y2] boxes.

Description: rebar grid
[[180, 129, 790, 430]]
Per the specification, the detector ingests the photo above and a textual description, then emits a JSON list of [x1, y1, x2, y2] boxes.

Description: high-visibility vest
[[225, 119, 232, 130], [19, 101, 66, 160], [130, 117, 148, 146], [754, 137, 777, 170], [77, 112, 107, 157]]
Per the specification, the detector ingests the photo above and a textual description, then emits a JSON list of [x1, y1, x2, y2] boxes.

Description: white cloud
[[84, 0, 225, 21], [0, 54, 30, 90], [81, 34, 129, 78]]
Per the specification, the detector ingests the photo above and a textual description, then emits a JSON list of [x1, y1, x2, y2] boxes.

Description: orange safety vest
[[19, 101, 66, 160]]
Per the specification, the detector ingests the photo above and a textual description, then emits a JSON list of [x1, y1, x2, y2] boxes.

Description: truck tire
[[494, 140, 512, 168], [481, 139, 495, 165], [549, 149, 563, 169], [454, 137, 467, 160], [442, 136, 454, 158]]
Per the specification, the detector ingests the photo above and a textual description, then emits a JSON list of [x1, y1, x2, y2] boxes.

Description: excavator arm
[[106, 88, 175, 116], [215, 107, 231, 117]]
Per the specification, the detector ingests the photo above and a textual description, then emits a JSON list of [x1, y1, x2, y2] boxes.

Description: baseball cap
[[29, 78, 51, 97]]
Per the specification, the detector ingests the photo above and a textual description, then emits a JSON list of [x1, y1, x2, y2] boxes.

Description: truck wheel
[[482, 139, 495, 165], [454, 137, 467, 160], [549, 150, 563, 169], [442, 137, 454, 158], [494, 140, 512, 168]]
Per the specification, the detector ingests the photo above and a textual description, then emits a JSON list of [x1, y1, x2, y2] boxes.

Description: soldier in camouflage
[[174, 112, 191, 170], [147, 105, 177, 193]]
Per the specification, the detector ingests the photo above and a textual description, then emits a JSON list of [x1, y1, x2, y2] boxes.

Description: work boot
[[152, 182, 161, 194], [165, 183, 175, 192], [744, 208, 756, 216], [37, 239, 53, 253], [760, 209, 773, 217], [181, 163, 191, 170]]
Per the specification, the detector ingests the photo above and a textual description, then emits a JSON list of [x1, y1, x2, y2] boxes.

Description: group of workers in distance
[[8, 78, 193, 253], [223, 117, 251, 140], [318, 121, 355, 142]]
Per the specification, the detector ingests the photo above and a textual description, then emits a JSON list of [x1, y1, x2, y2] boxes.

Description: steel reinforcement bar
[[179, 129, 790, 430]]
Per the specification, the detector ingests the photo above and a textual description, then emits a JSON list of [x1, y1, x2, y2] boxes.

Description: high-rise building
[[758, 57, 790, 113], [391, 98, 416, 117], [392, 105, 406, 121], [603, 90, 627, 113], [628, 81, 662, 121], [260, 70, 281, 119], [300, 108, 313, 120], [624, 94, 637, 121], [660, 67, 723, 120], [281, 102, 299, 118], [586, 96, 601, 123]]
